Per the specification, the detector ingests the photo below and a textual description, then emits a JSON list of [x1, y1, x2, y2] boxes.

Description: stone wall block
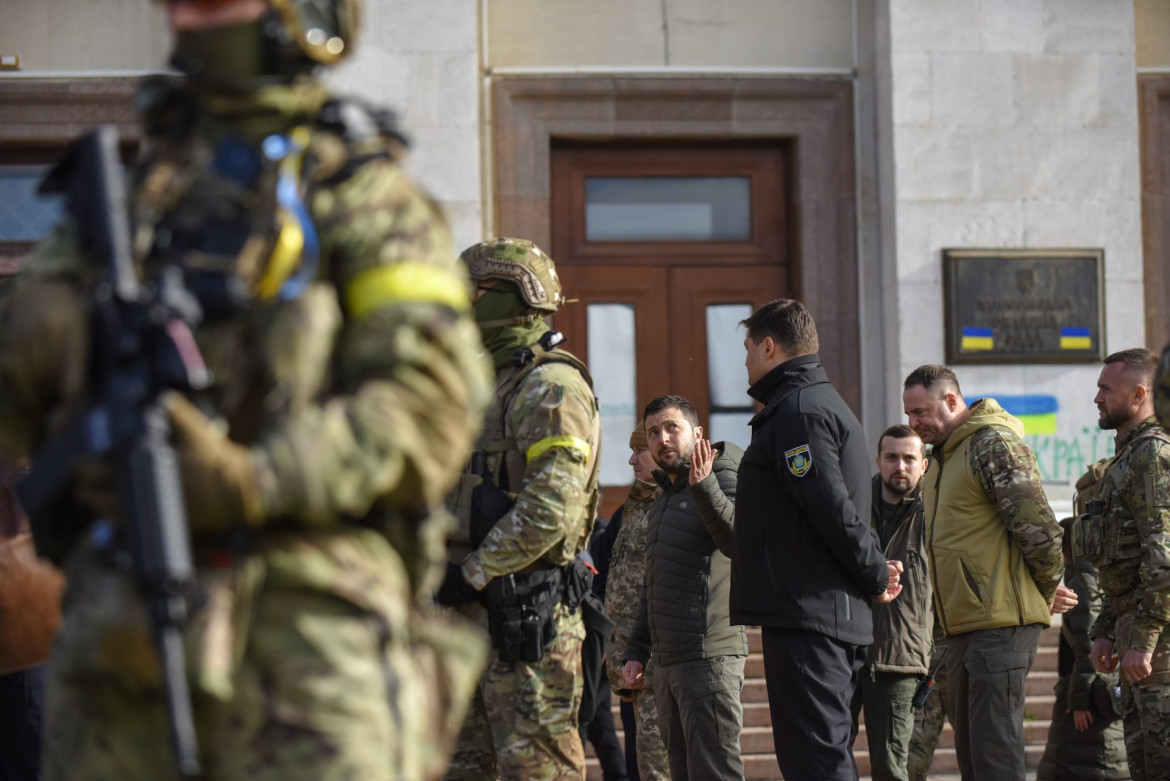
[[1097, 53, 1141, 128], [1022, 201, 1106, 249], [889, 0, 981, 54], [1101, 198, 1143, 280], [1103, 280, 1147, 347], [894, 201, 938, 282], [931, 53, 1015, 127], [378, 0, 478, 54], [980, 0, 1046, 54], [1014, 54, 1098, 127], [328, 51, 411, 120], [931, 200, 1026, 249], [1041, 0, 1134, 54], [896, 281, 947, 361], [972, 127, 1061, 199], [892, 53, 932, 125], [405, 127, 481, 203], [1059, 129, 1140, 204], [896, 126, 977, 200]]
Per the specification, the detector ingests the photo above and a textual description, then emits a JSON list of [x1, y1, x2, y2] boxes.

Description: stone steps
[[586, 623, 1062, 780]]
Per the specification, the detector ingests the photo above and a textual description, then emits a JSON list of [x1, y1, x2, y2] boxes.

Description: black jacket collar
[[747, 354, 829, 424]]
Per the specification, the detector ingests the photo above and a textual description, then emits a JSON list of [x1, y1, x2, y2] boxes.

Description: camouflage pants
[[629, 683, 670, 780], [907, 645, 949, 781], [1122, 680, 1170, 781], [43, 535, 487, 781], [446, 602, 586, 780]]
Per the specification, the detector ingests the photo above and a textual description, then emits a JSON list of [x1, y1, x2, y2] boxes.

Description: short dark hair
[[1104, 348, 1158, 388], [903, 364, 963, 400], [740, 299, 818, 356], [877, 424, 924, 458], [642, 395, 699, 428]]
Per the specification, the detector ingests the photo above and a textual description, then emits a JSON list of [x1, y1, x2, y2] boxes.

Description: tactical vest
[[447, 342, 601, 564], [1074, 424, 1170, 572], [132, 85, 405, 439]]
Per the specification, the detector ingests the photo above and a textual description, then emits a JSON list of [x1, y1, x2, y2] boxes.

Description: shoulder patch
[[785, 444, 813, 477]]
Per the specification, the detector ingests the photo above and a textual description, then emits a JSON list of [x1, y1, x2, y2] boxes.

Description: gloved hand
[[436, 561, 480, 607], [165, 392, 264, 532]]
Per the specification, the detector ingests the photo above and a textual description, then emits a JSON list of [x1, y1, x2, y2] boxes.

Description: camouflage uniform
[[0, 10, 493, 778], [1084, 417, 1170, 781], [443, 239, 601, 780], [1156, 344, 1170, 429], [604, 479, 669, 781], [906, 635, 949, 781]]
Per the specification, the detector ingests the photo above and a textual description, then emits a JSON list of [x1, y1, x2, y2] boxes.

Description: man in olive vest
[[903, 364, 1076, 781]]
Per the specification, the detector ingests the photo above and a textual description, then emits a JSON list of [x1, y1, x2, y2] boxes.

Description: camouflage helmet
[[460, 238, 565, 313], [269, 0, 361, 66], [1157, 342, 1170, 428]]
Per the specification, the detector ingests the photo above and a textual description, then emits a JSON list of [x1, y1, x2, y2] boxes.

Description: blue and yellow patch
[[785, 444, 813, 477]]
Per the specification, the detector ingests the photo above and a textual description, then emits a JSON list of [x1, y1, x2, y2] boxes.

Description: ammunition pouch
[[1091, 673, 1123, 720], [1072, 504, 1106, 567], [483, 559, 593, 663]]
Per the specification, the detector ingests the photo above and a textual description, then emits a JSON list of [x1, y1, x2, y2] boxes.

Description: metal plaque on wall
[[943, 249, 1104, 364]]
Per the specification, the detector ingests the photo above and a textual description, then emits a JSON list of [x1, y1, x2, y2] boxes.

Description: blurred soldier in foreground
[[0, 0, 493, 778], [1082, 349, 1170, 781], [604, 424, 669, 781], [440, 238, 601, 779]]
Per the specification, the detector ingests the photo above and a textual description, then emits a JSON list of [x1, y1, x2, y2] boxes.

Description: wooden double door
[[549, 143, 791, 517]]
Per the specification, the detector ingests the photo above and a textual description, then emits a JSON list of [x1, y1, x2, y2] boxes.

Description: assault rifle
[[16, 126, 206, 777]]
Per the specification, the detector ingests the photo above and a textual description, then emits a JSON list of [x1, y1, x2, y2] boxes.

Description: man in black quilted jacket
[[621, 395, 747, 781]]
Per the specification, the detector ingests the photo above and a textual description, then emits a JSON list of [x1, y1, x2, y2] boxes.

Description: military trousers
[[628, 683, 670, 780], [446, 602, 586, 780], [946, 623, 1042, 781], [1122, 679, 1170, 781], [907, 642, 950, 781], [42, 533, 486, 781], [851, 670, 918, 781], [651, 654, 745, 781]]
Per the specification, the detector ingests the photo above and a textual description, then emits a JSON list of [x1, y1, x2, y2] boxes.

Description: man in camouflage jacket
[[603, 423, 669, 781], [903, 364, 1073, 781], [0, 2, 494, 780], [441, 238, 601, 780], [1083, 349, 1170, 781]]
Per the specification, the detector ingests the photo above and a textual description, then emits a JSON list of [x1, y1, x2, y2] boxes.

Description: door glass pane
[[0, 166, 63, 240], [585, 177, 751, 242], [587, 303, 638, 489], [706, 304, 754, 451]]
